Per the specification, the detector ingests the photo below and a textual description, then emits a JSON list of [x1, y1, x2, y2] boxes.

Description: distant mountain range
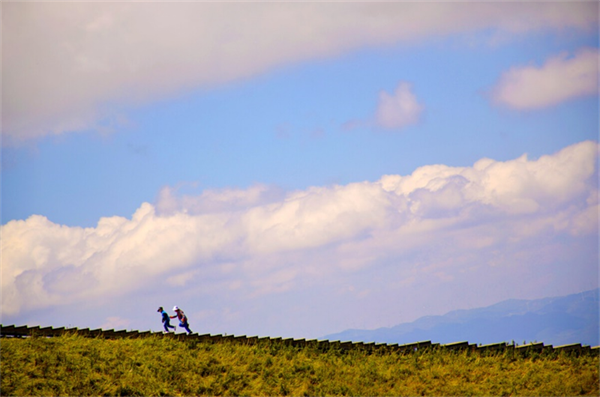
[[324, 289, 599, 347]]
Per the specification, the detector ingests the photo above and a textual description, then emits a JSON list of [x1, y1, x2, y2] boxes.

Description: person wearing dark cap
[[157, 306, 176, 333]]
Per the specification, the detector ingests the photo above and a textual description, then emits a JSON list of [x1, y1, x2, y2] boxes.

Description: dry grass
[[1, 334, 598, 396]]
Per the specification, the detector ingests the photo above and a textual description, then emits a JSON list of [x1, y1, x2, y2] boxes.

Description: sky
[[1, 1, 599, 339]]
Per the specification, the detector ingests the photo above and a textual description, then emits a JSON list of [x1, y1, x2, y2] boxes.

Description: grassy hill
[[1, 334, 598, 396]]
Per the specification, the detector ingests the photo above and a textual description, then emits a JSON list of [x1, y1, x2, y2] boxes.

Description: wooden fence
[[1, 324, 597, 355]]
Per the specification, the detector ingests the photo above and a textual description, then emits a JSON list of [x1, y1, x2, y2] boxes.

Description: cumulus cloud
[[2, 141, 598, 332], [492, 48, 599, 110], [3, 2, 597, 145], [375, 82, 424, 130], [156, 184, 286, 216]]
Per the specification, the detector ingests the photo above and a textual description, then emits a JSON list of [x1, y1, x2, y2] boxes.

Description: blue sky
[[2, 2, 599, 339]]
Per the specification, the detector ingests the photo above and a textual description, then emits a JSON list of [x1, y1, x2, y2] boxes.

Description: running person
[[157, 306, 176, 333], [171, 306, 192, 334]]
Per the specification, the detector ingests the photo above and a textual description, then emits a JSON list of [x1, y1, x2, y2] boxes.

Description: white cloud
[[3, 2, 596, 145], [492, 48, 599, 110], [156, 184, 285, 216], [375, 82, 424, 130], [2, 141, 598, 335]]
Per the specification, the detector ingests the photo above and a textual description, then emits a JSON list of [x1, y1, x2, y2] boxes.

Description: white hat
[[173, 306, 179, 311]]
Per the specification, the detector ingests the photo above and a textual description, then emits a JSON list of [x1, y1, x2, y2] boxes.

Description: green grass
[[1, 334, 598, 396]]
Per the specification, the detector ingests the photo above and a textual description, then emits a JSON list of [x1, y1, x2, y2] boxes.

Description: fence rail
[[1, 324, 597, 355]]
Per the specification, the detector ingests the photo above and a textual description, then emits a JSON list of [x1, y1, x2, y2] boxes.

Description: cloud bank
[[3, 2, 597, 145], [492, 48, 599, 110], [2, 141, 597, 335]]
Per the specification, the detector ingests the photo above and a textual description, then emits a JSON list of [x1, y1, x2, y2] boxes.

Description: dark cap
[[157, 306, 163, 312]]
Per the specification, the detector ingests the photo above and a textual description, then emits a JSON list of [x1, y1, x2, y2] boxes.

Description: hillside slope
[[2, 334, 598, 396]]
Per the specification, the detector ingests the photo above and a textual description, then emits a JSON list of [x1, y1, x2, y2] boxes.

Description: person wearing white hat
[[170, 306, 192, 334]]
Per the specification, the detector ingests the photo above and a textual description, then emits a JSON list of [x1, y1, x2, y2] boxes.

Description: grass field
[[1, 334, 598, 396]]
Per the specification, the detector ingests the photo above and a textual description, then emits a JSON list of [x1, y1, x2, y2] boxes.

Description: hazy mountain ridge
[[324, 289, 599, 346]]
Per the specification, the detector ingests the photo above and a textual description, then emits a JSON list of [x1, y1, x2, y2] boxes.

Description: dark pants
[[179, 321, 192, 334], [163, 320, 176, 332]]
